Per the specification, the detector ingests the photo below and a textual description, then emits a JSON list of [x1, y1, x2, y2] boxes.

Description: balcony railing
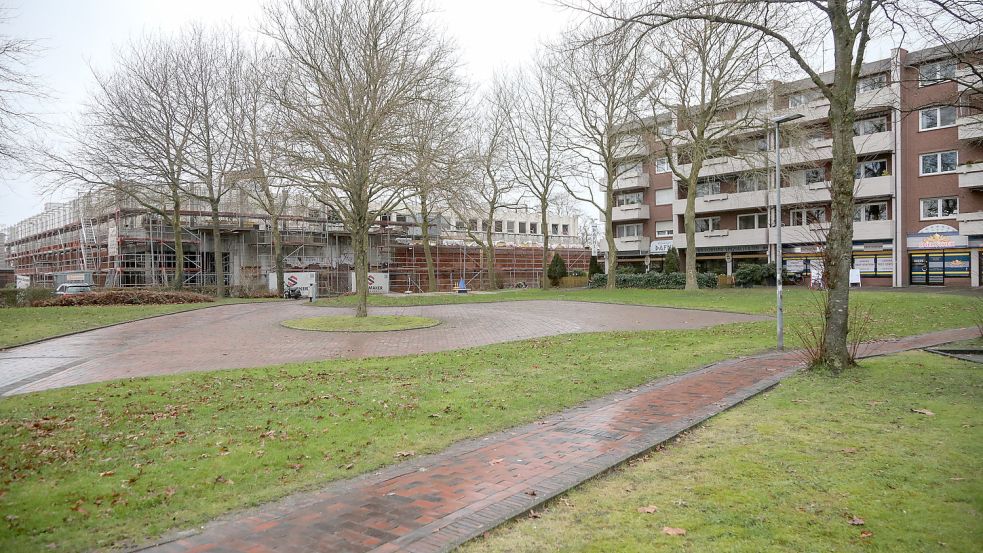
[[611, 204, 650, 222], [958, 162, 983, 189]]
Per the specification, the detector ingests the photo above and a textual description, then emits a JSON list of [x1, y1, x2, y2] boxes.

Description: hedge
[[588, 271, 718, 289], [36, 289, 215, 307]]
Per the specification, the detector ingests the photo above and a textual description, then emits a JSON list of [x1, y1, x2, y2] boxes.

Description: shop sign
[[649, 240, 674, 255], [785, 259, 806, 273], [853, 257, 876, 273], [906, 233, 968, 249]]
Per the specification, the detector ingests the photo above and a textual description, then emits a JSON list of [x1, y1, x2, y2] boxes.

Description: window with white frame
[[506, 220, 515, 233], [920, 197, 958, 220], [655, 220, 673, 237], [853, 116, 887, 136], [562, 224, 570, 235], [853, 202, 889, 222], [695, 216, 721, 232], [788, 89, 821, 107], [856, 73, 887, 94], [855, 159, 888, 179], [481, 220, 488, 232], [919, 106, 957, 130], [920, 151, 958, 175], [529, 222, 538, 234], [737, 173, 767, 192], [790, 208, 826, 226], [468, 219, 478, 231], [615, 191, 643, 206], [518, 221, 527, 234], [455, 220, 466, 231], [918, 60, 956, 86], [654, 188, 673, 205], [654, 157, 670, 173], [695, 180, 721, 197], [551, 223, 559, 235], [494, 220, 503, 232], [616, 223, 643, 238], [805, 168, 825, 184], [737, 213, 769, 230]]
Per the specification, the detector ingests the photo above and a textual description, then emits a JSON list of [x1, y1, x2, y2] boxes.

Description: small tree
[[547, 252, 568, 286], [588, 255, 602, 277], [664, 247, 680, 273]]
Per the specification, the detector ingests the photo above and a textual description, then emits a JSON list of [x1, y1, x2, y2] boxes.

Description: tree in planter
[[547, 252, 569, 286], [664, 246, 680, 273]]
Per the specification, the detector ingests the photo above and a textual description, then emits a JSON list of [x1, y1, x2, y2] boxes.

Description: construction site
[[1, 190, 589, 295]]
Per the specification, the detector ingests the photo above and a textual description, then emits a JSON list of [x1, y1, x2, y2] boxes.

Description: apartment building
[[394, 207, 581, 248], [602, 39, 983, 287]]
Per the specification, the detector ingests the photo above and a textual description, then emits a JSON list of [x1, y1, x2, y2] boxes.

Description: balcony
[[614, 135, 647, 159], [613, 168, 649, 191], [612, 235, 650, 252], [771, 219, 892, 245], [673, 227, 768, 249], [958, 162, 983, 189], [611, 204, 650, 222], [957, 211, 983, 236], [771, 85, 895, 125], [957, 114, 983, 141]]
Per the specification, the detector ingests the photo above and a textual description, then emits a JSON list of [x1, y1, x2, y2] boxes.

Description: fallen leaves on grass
[[394, 451, 415, 458], [911, 408, 935, 416], [662, 527, 686, 536], [861, 530, 873, 539], [637, 505, 659, 514], [848, 516, 865, 526], [98, 470, 114, 477], [213, 475, 233, 485]]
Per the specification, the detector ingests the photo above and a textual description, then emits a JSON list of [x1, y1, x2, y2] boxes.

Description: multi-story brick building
[[601, 40, 983, 287]]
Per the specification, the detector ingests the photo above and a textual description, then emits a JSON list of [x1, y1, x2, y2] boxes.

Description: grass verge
[[462, 351, 983, 553], [0, 290, 977, 552], [0, 298, 279, 350], [281, 315, 440, 332]]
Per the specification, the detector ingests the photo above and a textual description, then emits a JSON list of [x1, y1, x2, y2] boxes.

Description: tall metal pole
[[774, 123, 784, 351]]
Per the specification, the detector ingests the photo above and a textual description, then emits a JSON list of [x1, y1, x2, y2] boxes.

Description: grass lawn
[[463, 351, 983, 553], [281, 315, 440, 332], [0, 298, 280, 350], [0, 290, 978, 552]]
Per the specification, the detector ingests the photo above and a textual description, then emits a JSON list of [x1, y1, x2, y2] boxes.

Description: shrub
[[36, 289, 215, 307], [547, 253, 568, 286], [734, 263, 777, 287], [1, 287, 55, 307], [663, 247, 680, 273], [588, 256, 602, 278], [588, 271, 718, 289]]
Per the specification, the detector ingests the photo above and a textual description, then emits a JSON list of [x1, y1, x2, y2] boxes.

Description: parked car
[[55, 283, 93, 296]]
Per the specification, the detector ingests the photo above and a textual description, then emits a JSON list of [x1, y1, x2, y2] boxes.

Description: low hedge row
[[0, 287, 54, 308], [36, 289, 215, 307], [588, 271, 718, 289]]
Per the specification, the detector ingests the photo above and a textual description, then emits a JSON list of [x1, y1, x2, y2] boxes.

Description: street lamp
[[772, 112, 803, 351]]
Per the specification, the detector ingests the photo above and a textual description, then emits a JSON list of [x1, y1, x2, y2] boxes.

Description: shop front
[[906, 229, 971, 286]]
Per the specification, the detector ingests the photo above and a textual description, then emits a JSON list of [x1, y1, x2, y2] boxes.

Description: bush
[[588, 271, 718, 289], [36, 289, 215, 307], [663, 247, 680, 273], [1, 287, 54, 308], [547, 253, 568, 286], [588, 256, 602, 278], [734, 263, 777, 287]]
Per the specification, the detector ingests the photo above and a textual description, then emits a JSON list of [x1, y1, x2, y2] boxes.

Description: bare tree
[[893, 1, 982, 100], [554, 20, 654, 288], [0, 6, 45, 170], [501, 54, 569, 289], [37, 33, 195, 288], [266, 0, 458, 317], [574, 0, 890, 371]]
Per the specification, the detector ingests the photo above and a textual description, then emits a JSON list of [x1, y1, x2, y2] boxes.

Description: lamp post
[[772, 113, 803, 351]]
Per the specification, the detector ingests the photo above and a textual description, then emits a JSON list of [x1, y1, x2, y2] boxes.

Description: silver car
[[55, 283, 93, 296]]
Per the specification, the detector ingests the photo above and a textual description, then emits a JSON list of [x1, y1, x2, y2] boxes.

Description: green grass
[[462, 351, 983, 553], [281, 315, 440, 332], [0, 299, 280, 350], [0, 290, 978, 552]]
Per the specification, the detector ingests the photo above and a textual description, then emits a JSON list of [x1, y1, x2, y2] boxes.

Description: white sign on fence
[[349, 272, 390, 294], [15, 275, 30, 289], [270, 271, 317, 298]]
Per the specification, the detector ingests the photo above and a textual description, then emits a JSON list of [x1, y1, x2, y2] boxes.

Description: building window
[[561, 224, 569, 235], [855, 159, 888, 179], [468, 219, 478, 231], [856, 73, 887, 94], [805, 168, 825, 184], [395, 214, 407, 223], [615, 191, 643, 206], [518, 221, 526, 234], [655, 157, 670, 173], [737, 173, 767, 192], [654, 188, 673, 205], [920, 197, 958, 220], [529, 222, 538, 234], [788, 89, 821, 107], [853, 202, 889, 222], [695, 179, 720, 198], [853, 116, 887, 136], [919, 106, 957, 131], [920, 151, 958, 175], [790, 208, 826, 226], [551, 223, 559, 235], [494, 220, 503, 232], [737, 213, 769, 230], [918, 60, 956, 87], [455, 220, 466, 231], [506, 220, 515, 233], [655, 220, 673, 237], [616, 223, 642, 238], [658, 124, 674, 137], [618, 161, 642, 176], [695, 216, 721, 232]]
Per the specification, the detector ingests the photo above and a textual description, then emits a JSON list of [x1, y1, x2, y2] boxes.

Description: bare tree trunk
[[486, 218, 496, 289], [541, 206, 551, 289], [604, 216, 617, 289], [684, 168, 701, 290], [172, 197, 184, 289], [420, 210, 437, 292], [821, 102, 856, 371], [352, 225, 369, 318], [209, 202, 225, 298], [271, 214, 284, 295]]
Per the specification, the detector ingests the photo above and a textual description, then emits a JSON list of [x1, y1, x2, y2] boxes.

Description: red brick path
[[135, 327, 976, 553]]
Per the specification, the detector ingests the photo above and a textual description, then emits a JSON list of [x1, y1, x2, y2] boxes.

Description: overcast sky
[[0, 0, 578, 226]]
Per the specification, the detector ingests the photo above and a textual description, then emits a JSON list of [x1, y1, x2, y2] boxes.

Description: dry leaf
[[528, 510, 541, 519], [860, 530, 873, 538], [395, 451, 415, 458], [911, 408, 934, 416], [637, 505, 659, 514], [662, 527, 686, 536], [99, 470, 115, 477], [489, 458, 504, 465], [848, 517, 865, 526]]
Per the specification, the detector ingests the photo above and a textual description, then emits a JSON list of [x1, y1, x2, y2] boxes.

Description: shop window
[[920, 197, 958, 220], [695, 217, 721, 232], [919, 106, 957, 130]]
